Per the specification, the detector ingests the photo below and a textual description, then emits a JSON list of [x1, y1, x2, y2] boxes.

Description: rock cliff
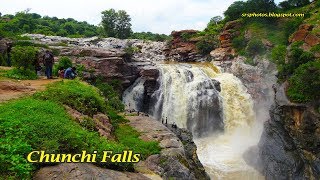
[[248, 84, 320, 180], [165, 30, 205, 62]]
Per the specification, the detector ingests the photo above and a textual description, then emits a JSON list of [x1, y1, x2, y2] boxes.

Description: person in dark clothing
[[6, 41, 12, 66], [43, 50, 54, 79], [64, 67, 77, 79]]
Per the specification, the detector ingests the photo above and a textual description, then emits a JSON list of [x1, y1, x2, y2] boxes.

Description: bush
[[124, 45, 140, 60], [34, 80, 106, 116], [14, 41, 48, 48], [93, 80, 124, 112], [53, 56, 72, 76], [287, 60, 320, 103], [196, 38, 217, 55], [4, 68, 37, 80], [271, 45, 287, 65], [11, 46, 37, 70], [232, 36, 246, 51], [246, 39, 265, 56]]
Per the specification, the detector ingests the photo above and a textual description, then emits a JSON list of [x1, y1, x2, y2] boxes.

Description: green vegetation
[[0, 10, 98, 38], [130, 32, 169, 42], [279, 0, 311, 10], [34, 80, 106, 116], [246, 39, 266, 56], [53, 56, 73, 76], [11, 46, 37, 70], [0, 79, 160, 179], [287, 60, 320, 102], [4, 68, 37, 80], [101, 9, 132, 39], [13, 40, 49, 48], [115, 124, 161, 159], [224, 0, 277, 21], [93, 77, 124, 112], [0, 98, 128, 179]]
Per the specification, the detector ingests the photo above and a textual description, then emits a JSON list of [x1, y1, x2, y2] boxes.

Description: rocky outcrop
[[65, 106, 115, 140], [250, 84, 320, 180], [210, 20, 241, 61], [127, 116, 210, 180], [33, 163, 156, 180], [165, 30, 205, 62], [289, 24, 320, 52]]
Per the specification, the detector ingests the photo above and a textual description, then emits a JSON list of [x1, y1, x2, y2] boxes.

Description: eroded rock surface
[[33, 163, 153, 180], [127, 116, 209, 180]]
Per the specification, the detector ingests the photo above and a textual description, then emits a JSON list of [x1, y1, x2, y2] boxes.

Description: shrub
[[232, 36, 246, 51], [287, 60, 320, 103], [196, 38, 217, 55], [93, 79, 124, 112], [14, 41, 49, 48], [11, 46, 37, 70], [4, 68, 37, 80], [246, 39, 265, 56], [34, 80, 106, 116], [124, 45, 140, 60], [271, 45, 287, 65], [53, 56, 72, 76]]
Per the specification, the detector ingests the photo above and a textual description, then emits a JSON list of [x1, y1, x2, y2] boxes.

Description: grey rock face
[[256, 100, 320, 180], [127, 116, 210, 180]]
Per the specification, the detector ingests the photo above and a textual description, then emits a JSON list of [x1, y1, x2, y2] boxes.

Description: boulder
[[289, 29, 309, 42], [210, 47, 235, 61], [34, 163, 153, 180], [305, 34, 320, 46]]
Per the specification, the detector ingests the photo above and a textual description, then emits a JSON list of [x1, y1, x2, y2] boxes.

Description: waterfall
[[123, 62, 263, 179]]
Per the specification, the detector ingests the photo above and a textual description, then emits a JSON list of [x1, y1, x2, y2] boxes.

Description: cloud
[[0, 0, 282, 34]]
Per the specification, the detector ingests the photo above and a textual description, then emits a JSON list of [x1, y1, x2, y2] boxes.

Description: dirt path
[[0, 77, 60, 103]]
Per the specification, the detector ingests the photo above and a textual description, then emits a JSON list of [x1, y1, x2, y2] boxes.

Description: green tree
[[246, 0, 277, 12], [101, 9, 132, 39], [116, 10, 132, 39], [101, 9, 118, 37], [224, 1, 247, 21]]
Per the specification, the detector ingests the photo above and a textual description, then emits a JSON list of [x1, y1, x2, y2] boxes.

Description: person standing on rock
[[43, 50, 54, 79]]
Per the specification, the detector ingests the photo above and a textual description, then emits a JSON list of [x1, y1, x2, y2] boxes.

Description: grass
[[115, 124, 161, 159], [0, 79, 161, 179], [34, 80, 106, 116], [4, 68, 38, 80], [0, 98, 128, 179]]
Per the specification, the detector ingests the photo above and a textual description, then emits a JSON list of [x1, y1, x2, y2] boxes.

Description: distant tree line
[[0, 9, 169, 41]]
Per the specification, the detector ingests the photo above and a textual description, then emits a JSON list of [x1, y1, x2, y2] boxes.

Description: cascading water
[[123, 62, 264, 179]]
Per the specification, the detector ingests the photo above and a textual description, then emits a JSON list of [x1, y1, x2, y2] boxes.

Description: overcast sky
[[0, 0, 282, 34]]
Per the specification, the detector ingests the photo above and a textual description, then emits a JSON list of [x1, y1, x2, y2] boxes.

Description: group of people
[[42, 50, 77, 79]]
